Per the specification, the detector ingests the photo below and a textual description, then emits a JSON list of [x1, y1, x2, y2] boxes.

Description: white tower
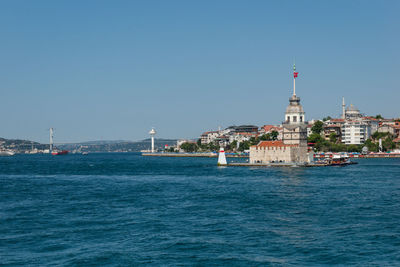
[[149, 128, 156, 153], [49, 128, 54, 153], [283, 63, 307, 148], [217, 147, 227, 166], [284, 63, 305, 124], [342, 97, 346, 119]]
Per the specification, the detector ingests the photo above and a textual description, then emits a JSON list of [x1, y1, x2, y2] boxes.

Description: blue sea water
[[1, 153, 399, 266]]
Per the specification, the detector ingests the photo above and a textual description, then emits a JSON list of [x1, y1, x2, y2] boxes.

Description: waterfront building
[[323, 118, 345, 141], [250, 64, 310, 164], [200, 131, 219, 145], [323, 123, 342, 142], [226, 125, 259, 133], [380, 119, 398, 127], [342, 120, 371, 145], [259, 125, 283, 140], [323, 100, 382, 145], [362, 117, 379, 134], [228, 132, 257, 144], [377, 124, 400, 137], [215, 135, 230, 147]]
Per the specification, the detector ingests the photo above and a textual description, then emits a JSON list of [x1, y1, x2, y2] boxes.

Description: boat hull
[[0, 151, 15, 156], [52, 150, 69, 155]]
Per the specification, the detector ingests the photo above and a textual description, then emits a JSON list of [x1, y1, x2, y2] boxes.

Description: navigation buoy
[[218, 147, 227, 166]]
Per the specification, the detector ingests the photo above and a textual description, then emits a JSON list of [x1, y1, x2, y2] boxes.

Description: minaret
[[149, 128, 156, 153], [342, 97, 346, 119]]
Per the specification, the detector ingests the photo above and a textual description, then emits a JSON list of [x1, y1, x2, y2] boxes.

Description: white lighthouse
[[149, 128, 156, 153]]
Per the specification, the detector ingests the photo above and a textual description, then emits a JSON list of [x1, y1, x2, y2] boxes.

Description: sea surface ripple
[[1, 153, 399, 266]]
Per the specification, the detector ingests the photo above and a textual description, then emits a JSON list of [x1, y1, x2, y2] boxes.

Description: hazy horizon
[[1, 1, 399, 143]]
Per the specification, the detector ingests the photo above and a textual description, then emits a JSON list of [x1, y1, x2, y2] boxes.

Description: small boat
[[82, 152, 89, 155], [326, 154, 357, 166], [51, 150, 69, 155], [0, 150, 15, 156]]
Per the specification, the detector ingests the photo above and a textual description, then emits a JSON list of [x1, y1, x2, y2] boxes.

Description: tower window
[[300, 116, 303, 122], [293, 116, 297, 122], [287, 116, 290, 122]]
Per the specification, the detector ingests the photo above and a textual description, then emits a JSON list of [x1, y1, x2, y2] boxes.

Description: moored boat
[[0, 150, 15, 156], [51, 150, 69, 155], [326, 154, 357, 166]]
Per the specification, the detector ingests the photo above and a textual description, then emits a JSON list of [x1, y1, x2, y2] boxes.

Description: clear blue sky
[[0, 0, 399, 143]]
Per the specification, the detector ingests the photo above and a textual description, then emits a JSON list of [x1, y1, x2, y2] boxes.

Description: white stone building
[[342, 120, 371, 145], [200, 131, 220, 145], [259, 125, 283, 140]]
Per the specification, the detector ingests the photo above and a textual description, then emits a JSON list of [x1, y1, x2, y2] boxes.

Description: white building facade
[[342, 120, 371, 145]]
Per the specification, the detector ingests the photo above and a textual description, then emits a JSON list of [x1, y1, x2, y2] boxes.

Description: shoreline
[[142, 152, 248, 158]]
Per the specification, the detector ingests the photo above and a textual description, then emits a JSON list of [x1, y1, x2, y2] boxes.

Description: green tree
[[196, 139, 202, 146], [308, 133, 323, 143], [238, 141, 251, 151], [329, 132, 337, 143], [331, 143, 346, 152], [270, 130, 279, 141], [311, 120, 324, 134], [249, 137, 258, 145], [207, 142, 219, 152], [322, 116, 332, 122], [364, 139, 378, 152], [347, 144, 362, 152], [371, 131, 390, 140], [383, 137, 395, 151], [166, 147, 176, 152], [375, 114, 384, 120], [180, 142, 198, 152], [230, 140, 238, 150]]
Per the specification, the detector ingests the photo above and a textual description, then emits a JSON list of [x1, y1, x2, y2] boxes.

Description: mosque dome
[[346, 104, 359, 112]]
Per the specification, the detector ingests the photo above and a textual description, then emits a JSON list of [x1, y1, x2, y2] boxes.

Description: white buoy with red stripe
[[218, 147, 227, 166]]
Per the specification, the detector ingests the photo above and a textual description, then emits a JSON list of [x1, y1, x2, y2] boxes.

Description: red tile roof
[[362, 116, 379, 121], [235, 132, 258, 136], [261, 125, 283, 132], [329, 119, 345, 122], [201, 131, 219, 135]]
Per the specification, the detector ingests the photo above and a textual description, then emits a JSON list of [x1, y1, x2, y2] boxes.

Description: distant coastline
[[0, 137, 177, 154]]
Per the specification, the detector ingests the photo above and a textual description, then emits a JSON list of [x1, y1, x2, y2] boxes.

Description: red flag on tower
[[294, 72, 299, 78]]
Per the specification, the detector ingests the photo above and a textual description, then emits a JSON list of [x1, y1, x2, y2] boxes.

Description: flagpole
[[293, 74, 296, 96], [293, 63, 296, 96]]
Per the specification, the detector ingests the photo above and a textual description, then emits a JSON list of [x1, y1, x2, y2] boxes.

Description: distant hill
[[0, 137, 178, 153], [57, 138, 178, 153], [0, 137, 48, 152], [59, 140, 130, 145]]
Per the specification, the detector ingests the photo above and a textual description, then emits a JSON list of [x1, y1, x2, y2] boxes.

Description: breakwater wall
[[142, 153, 248, 158]]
